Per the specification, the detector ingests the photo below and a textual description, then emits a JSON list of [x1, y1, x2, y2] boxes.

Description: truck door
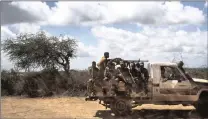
[[159, 66, 193, 101]]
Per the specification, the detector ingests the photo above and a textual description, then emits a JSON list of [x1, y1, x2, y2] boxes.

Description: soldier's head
[[140, 62, 144, 68], [178, 61, 184, 67], [108, 62, 115, 69], [135, 62, 140, 68], [104, 52, 109, 59], [120, 61, 125, 68], [130, 62, 135, 68], [92, 61, 96, 67]]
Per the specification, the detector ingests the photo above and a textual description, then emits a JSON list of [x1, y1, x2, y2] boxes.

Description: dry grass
[[1, 97, 197, 119]]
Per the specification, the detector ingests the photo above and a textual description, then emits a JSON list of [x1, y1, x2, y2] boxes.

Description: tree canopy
[[2, 31, 78, 73]]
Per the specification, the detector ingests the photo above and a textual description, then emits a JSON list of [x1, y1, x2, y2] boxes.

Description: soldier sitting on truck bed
[[130, 62, 137, 77], [103, 61, 119, 96], [139, 62, 149, 94], [133, 62, 145, 92], [116, 61, 133, 94]]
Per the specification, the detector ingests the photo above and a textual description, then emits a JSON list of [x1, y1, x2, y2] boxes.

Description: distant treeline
[[1, 68, 207, 97], [185, 68, 208, 79]]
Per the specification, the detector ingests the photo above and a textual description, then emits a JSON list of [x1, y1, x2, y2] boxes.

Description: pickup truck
[[85, 61, 208, 117]]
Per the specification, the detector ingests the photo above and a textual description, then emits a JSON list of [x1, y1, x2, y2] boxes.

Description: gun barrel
[[124, 60, 149, 62]]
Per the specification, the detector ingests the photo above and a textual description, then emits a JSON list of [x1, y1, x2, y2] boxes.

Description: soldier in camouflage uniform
[[117, 61, 133, 95], [87, 61, 99, 96], [132, 62, 143, 92], [104, 61, 118, 81], [139, 62, 149, 94], [103, 61, 119, 96]]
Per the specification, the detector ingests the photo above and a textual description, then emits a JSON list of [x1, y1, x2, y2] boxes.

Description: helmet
[[120, 61, 125, 67], [92, 61, 96, 67], [107, 61, 115, 67], [130, 62, 135, 67], [120, 61, 124, 65], [178, 61, 184, 67], [104, 52, 109, 58], [139, 62, 144, 68], [135, 62, 140, 67]]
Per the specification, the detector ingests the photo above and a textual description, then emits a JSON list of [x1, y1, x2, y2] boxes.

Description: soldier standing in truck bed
[[97, 52, 110, 80]]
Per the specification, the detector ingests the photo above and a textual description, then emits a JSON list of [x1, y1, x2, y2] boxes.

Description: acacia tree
[[2, 31, 78, 76]]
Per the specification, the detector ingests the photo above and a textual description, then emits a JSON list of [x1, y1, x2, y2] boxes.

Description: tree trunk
[[63, 60, 74, 85]]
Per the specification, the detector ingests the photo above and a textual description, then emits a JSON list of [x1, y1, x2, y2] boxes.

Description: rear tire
[[110, 98, 132, 116], [195, 93, 208, 118]]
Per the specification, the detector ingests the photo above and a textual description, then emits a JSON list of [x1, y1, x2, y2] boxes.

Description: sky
[[1, 1, 208, 70]]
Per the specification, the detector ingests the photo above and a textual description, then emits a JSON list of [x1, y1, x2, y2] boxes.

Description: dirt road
[[1, 97, 200, 119]]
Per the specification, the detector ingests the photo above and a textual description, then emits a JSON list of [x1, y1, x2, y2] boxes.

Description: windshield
[[160, 66, 186, 81]]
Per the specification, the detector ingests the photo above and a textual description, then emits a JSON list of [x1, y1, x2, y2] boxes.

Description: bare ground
[[1, 97, 201, 119]]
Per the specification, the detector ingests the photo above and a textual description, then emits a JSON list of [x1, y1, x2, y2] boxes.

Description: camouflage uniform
[[118, 61, 132, 83], [103, 61, 119, 96], [87, 61, 99, 96], [130, 62, 142, 78], [131, 62, 143, 92], [117, 61, 133, 94], [140, 62, 149, 94]]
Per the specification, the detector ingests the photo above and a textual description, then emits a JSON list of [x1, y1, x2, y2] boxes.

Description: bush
[[1, 69, 23, 96], [185, 68, 208, 80], [2, 67, 206, 98]]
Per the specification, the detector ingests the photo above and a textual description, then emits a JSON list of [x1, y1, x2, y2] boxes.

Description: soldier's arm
[[88, 67, 92, 76], [97, 57, 105, 67]]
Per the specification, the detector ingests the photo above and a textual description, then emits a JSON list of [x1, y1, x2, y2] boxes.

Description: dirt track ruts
[[1, 97, 201, 119]]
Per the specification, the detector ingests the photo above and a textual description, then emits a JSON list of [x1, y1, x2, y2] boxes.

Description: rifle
[[116, 68, 128, 84], [128, 68, 137, 88]]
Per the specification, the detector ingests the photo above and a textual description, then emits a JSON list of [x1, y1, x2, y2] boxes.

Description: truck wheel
[[195, 93, 208, 118], [110, 98, 132, 116]]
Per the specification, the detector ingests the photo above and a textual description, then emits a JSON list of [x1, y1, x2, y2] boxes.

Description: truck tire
[[110, 98, 132, 116], [195, 92, 208, 118]]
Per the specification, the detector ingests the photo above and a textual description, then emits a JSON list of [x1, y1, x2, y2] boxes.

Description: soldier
[[87, 61, 99, 96], [104, 61, 118, 81], [133, 62, 143, 92], [97, 52, 110, 79], [130, 62, 137, 77], [139, 62, 149, 94], [89, 61, 100, 79], [117, 61, 133, 94], [103, 61, 118, 96], [118, 61, 131, 81], [178, 61, 185, 73]]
